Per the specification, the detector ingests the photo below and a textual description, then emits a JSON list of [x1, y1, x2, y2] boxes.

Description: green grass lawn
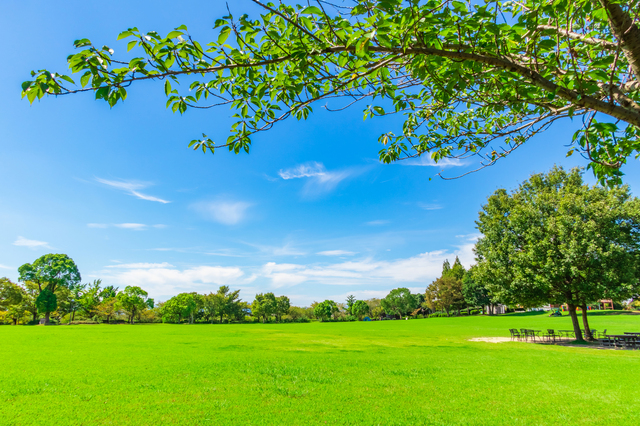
[[2, 313, 640, 425]]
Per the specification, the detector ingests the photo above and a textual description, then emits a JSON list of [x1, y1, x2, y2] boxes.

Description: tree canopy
[[475, 166, 640, 339], [381, 287, 417, 318], [21, 0, 640, 184]]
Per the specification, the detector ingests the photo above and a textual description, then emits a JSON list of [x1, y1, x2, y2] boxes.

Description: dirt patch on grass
[[468, 337, 512, 343]]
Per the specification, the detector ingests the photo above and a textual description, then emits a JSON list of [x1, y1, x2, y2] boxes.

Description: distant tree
[[445, 257, 466, 281], [21, 281, 39, 323], [314, 300, 337, 322], [0, 278, 24, 309], [475, 166, 640, 340], [252, 293, 277, 323], [95, 298, 118, 323], [18, 254, 81, 324], [381, 288, 417, 319], [371, 306, 385, 320], [425, 276, 465, 316], [351, 300, 370, 320], [287, 306, 306, 321], [462, 267, 495, 315], [345, 295, 356, 315], [116, 286, 151, 324], [275, 296, 291, 323]]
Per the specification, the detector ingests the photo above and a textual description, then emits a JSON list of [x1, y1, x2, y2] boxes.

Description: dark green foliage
[[36, 289, 57, 314], [475, 166, 640, 340], [22, 1, 640, 184], [381, 288, 417, 318]]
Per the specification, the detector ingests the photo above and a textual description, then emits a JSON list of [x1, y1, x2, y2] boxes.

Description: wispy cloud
[[102, 263, 255, 299], [261, 243, 476, 289], [192, 200, 252, 225], [13, 236, 51, 249], [243, 241, 307, 257], [403, 157, 467, 168], [366, 220, 390, 226], [317, 250, 357, 256], [115, 223, 148, 231], [0, 264, 12, 269], [95, 177, 170, 204], [106, 262, 174, 269], [278, 162, 357, 196], [418, 203, 443, 211], [89, 223, 166, 231]]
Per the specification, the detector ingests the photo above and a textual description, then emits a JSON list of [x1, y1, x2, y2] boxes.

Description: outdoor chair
[[596, 329, 607, 338], [543, 329, 558, 343], [509, 329, 522, 341], [520, 328, 529, 341]]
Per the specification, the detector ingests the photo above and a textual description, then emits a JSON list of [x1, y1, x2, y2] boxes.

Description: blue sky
[[3, 0, 640, 305]]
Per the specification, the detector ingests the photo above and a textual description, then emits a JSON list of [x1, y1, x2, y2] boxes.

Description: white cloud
[[96, 177, 170, 204], [103, 263, 255, 298], [317, 250, 357, 256], [106, 262, 174, 269], [114, 223, 148, 231], [0, 264, 12, 269], [403, 157, 467, 168], [88, 223, 166, 231], [242, 241, 307, 256], [418, 203, 443, 210], [278, 162, 356, 196], [366, 220, 390, 226], [261, 244, 476, 289], [13, 236, 51, 249], [278, 162, 327, 180], [193, 200, 252, 225]]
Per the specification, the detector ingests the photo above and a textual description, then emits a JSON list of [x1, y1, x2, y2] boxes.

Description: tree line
[[2, 167, 639, 343]]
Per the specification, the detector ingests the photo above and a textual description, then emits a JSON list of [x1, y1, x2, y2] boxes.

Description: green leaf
[[218, 27, 231, 44], [127, 40, 137, 52], [301, 6, 323, 15], [117, 31, 132, 40], [164, 80, 172, 96], [166, 31, 183, 39]]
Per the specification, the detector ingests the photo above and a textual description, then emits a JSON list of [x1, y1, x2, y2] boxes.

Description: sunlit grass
[[2, 313, 639, 425]]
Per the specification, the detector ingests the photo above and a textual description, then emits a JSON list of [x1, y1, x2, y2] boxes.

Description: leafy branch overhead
[[21, 0, 640, 184]]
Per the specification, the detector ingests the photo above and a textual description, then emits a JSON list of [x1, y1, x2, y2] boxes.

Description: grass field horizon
[[3, 313, 640, 425]]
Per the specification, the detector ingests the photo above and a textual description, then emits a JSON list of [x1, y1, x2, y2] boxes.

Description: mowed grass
[[2, 313, 640, 425]]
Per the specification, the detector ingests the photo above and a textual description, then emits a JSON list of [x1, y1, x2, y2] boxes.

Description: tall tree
[[18, 254, 81, 324], [461, 267, 494, 314], [425, 276, 465, 316], [313, 300, 338, 322], [345, 295, 356, 316], [252, 293, 277, 323], [116, 286, 151, 324], [381, 288, 417, 319], [22, 1, 640, 184], [475, 166, 640, 340], [275, 295, 291, 322], [0, 278, 23, 309], [352, 300, 370, 320]]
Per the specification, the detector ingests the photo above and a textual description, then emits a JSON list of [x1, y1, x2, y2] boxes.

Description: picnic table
[[606, 334, 639, 349], [558, 330, 579, 339]]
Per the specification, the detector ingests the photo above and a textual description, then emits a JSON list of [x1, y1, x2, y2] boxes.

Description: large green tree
[[0, 278, 24, 310], [18, 254, 81, 324], [381, 287, 417, 318], [21, 0, 640, 184], [252, 292, 277, 323], [475, 166, 640, 340], [116, 286, 152, 324]]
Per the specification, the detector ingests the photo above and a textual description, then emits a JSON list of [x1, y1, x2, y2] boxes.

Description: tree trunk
[[72, 310, 76, 322], [12, 318, 17, 325], [44, 311, 51, 324], [220, 314, 223, 324], [32, 311, 37, 322], [580, 303, 593, 341], [567, 303, 584, 341]]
